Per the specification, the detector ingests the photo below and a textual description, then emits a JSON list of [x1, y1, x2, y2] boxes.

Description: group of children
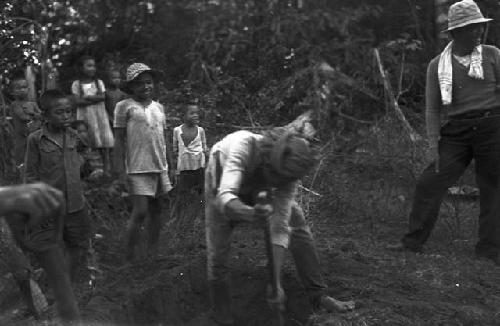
[[4, 58, 208, 323]]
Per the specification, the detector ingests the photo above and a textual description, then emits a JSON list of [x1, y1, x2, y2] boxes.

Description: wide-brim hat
[[125, 63, 161, 83], [445, 0, 492, 32]]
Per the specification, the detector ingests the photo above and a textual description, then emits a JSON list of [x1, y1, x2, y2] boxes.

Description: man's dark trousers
[[402, 114, 500, 258]]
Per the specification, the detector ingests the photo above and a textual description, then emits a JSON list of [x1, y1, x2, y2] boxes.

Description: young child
[[6, 90, 89, 323], [24, 90, 90, 281], [173, 103, 208, 194], [105, 69, 126, 122], [114, 63, 174, 261], [71, 55, 114, 176], [71, 120, 94, 179], [9, 71, 42, 169]]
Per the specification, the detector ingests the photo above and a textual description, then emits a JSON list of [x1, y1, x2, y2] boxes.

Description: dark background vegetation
[[1, 0, 499, 140]]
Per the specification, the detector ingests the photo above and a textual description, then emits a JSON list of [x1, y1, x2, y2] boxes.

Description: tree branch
[[373, 48, 422, 143]]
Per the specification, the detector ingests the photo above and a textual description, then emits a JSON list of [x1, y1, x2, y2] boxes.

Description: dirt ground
[[1, 160, 500, 326]]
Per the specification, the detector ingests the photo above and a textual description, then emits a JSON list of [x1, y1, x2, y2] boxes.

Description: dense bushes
[[2, 0, 500, 152]]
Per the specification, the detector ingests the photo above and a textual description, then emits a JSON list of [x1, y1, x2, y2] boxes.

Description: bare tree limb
[[406, 0, 425, 43], [337, 111, 374, 124], [374, 48, 422, 143], [298, 184, 322, 197], [215, 123, 273, 130]]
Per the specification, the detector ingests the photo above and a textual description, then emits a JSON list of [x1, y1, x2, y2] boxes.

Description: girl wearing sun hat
[[390, 0, 500, 265], [113, 63, 174, 261]]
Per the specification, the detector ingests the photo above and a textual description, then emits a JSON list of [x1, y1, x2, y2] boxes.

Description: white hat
[[446, 0, 492, 32]]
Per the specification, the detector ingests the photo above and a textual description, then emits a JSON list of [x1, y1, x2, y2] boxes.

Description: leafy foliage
[[2, 0, 500, 165]]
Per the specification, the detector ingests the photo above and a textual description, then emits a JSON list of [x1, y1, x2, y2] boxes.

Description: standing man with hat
[[389, 0, 500, 265]]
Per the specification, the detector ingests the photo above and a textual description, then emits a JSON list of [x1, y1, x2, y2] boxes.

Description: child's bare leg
[[125, 195, 148, 261], [65, 209, 91, 282], [66, 246, 84, 282], [101, 148, 111, 176], [147, 197, 162, 258], [38, 247, 80, 323]]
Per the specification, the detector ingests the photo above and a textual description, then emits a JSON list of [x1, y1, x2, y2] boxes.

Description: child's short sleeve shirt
[[173, 125, 206, 172], [114, 98, 168, 174], [24, 126, 85, 213]]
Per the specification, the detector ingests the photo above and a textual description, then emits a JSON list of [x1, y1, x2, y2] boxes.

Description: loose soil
[[1, 163, 500, 326]]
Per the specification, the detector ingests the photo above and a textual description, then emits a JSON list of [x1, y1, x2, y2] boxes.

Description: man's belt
[[449, 108, 500, 120]]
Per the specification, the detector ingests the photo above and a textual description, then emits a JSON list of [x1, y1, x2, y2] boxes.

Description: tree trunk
[[435, 0, 453, 51], [25, 66, 37, 101]]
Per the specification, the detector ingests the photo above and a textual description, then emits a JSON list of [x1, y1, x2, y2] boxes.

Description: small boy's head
[[10, 71, 29, 101], [107, 69, 122, 89], [39, 90, 74, 129], [79, 55, 96, 78], [182, 103, 201, 125], [71, 120, 89, 139]]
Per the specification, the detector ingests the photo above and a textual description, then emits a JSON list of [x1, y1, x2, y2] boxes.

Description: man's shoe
[[319, 295, 355, 312], [386, 242, 421, 253]]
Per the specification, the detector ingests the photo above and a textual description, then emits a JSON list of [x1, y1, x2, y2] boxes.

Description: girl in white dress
[[71, 55, 114, 176]]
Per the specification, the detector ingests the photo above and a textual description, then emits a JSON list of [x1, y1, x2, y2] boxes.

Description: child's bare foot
[[320, 295, 355, 312]]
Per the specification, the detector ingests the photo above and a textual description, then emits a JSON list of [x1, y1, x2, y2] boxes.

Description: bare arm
[[73, 97, 93, 106], [172, 127, 179, 167], [0, 183, 63, 227], [164, 127, 174, 173], [114, 128, 126, 181], [87, 80, 106, 103], [200, 127, 209, 156], [84, 93, 105, 103], [71, 80, 105, 105], [71, 81, 91, 106]]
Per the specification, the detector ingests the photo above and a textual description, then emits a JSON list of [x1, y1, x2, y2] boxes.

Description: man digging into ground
[[205, 123, 355, 325], [388, 0, 500, 266]]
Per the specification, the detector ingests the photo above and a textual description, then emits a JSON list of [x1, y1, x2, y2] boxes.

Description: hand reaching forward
[[0, 183, 64, 228]]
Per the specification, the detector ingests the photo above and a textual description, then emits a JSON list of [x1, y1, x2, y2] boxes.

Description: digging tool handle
[[256, 191, 285, 326]]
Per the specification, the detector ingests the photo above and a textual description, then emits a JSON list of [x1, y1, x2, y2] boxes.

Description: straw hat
[[125, 63, 160, 83], [446, 0, 492, 32]]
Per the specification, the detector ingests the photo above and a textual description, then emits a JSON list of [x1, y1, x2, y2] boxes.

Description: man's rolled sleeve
[[269, 182, 296, 248], [216, 138, 252, 211]]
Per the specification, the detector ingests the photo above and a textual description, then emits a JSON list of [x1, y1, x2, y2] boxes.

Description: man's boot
[[208, 279, 234, 325]]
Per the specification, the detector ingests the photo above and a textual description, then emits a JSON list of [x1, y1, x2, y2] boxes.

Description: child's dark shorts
[[63, 209, 91, 249], [177, 168, 204, 194], [6, 209, 91, 253]]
